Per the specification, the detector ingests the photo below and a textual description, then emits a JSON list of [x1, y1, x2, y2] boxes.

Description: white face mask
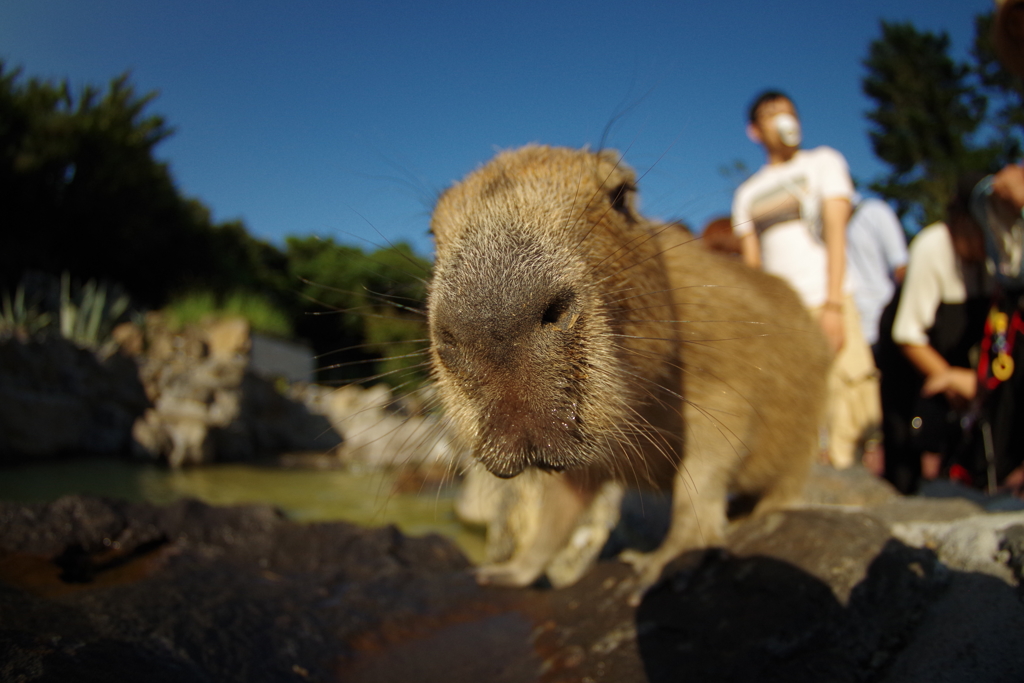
[[774, 113, 802, 147]]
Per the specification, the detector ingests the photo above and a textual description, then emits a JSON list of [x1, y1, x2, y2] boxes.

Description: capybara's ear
[[596, 147, 626, 171], [595, 148, 637, 190]]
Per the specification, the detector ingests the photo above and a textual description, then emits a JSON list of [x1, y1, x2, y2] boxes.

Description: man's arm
[[820, 196, 850, 353], [992, 163, 1024, 211], [901, 343, 977, 408], [740, 232, 762, 268]]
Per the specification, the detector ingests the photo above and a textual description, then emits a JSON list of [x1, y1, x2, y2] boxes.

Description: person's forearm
[[822, 197, 850, 304], [901, 343, 950, 378], [740, 232, 761, 268], [903, 343, 978, 402], [992, 163, 1024, 211]]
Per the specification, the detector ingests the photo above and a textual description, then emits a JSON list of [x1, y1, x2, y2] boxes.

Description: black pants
[[876, 289, 988, 494]]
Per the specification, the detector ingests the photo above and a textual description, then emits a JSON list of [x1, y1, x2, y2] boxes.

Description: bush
[[0, 285, 53, 340], [59, 273, 131, 350], [164, 290, 293, 338]]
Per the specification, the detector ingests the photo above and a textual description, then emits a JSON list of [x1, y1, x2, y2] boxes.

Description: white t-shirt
[[892, 222, 987, 346], [732, 146, 854, 308]]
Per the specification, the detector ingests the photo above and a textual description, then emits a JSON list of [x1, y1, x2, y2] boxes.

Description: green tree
[[285, 237, 431, 386], [972, 12, 1024, 162], [0, 62, 287, 306], [0, 61, 436, 387], [360, 244, 432, 388], [862, 21, 1001, 228]]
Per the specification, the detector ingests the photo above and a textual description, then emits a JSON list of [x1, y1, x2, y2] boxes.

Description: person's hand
[[819, 307, 844, 355], [1002, 464, 1024, 498], [992, 164, 1024, 212], [921, 366, 977, 410]]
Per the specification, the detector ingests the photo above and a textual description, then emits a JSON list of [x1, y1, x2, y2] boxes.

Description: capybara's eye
[[607, 182, 635, 220]]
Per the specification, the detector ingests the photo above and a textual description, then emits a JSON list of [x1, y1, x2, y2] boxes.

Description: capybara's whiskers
[[330, 222, 434, 281], [569, 149, 636, 252], [318, 350, 429, 374], [314, 339, 429, 362], [586, 217, 679, 280], [319, 358, 431, 386]]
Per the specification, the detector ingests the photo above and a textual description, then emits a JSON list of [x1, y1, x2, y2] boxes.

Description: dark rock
[[919, 479, 1024, 512], [801, 462, 900, 506], [0, 496, 474, 683], [875, 570, 1024, 683], [0, 317, 342, 466], [3, 492, 1024, 683], [1003, 524, 1024, 584], [727, 508, 894, 603], [866, 495, 985, 525], [635, 522, 1023, 683], [0, 338, 148, 462], [637, 551, 851, 683]]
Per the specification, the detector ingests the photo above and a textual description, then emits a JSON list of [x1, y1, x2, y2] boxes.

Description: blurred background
[[0, 0, 1016, 544]]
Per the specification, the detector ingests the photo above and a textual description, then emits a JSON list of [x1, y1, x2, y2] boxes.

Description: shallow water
[[0, 458, 486, 562]]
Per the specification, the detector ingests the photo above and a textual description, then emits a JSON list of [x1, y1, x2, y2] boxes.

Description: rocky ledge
[[2, 468, 1023, 683]]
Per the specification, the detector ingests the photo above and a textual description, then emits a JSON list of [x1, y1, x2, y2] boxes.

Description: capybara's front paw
[[474, 561, 543, 588]]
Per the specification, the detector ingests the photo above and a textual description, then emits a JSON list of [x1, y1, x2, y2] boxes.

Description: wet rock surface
[[0, 496, 484, 683], [2, 474, 1024, 683]]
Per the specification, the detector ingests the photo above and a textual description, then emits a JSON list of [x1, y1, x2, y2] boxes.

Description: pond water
[[0, 458, 486, 562]]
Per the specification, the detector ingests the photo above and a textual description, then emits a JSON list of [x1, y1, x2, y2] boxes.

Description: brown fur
[[428, 145, 829, 597]]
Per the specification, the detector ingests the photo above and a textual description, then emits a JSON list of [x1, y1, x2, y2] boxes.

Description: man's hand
[[922, 366, 977, 410], [992, 163, 1024, 212], [819, 306, 845, 355]]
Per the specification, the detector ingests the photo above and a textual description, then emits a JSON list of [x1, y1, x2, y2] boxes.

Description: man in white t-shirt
[[732, 90, 881, 470]]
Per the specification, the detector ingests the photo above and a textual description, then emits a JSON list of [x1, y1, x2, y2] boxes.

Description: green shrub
[[163, 291, 218, 330], [1, 272, 130, 351], [0, 285, 53, 339], [165, 290, 293, 338], [59, 273, 131, 350], [221, 291, 293, 338]]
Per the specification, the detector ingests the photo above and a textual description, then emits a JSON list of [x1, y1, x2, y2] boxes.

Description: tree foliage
[[862, 21, 1001, 228], [286, 237, 430, 386], [972, 12, 1024, 161], [861, 15, 1024, 230], [0, 62, 433, 387], [0, 62, 285, 306]]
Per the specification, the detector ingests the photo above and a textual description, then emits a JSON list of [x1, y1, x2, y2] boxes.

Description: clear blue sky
[[0, 0, 992, 258]]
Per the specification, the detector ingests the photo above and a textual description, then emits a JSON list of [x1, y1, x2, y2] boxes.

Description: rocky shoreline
[[0, 318, 454, 472], [2, 466, 1023, 683]]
